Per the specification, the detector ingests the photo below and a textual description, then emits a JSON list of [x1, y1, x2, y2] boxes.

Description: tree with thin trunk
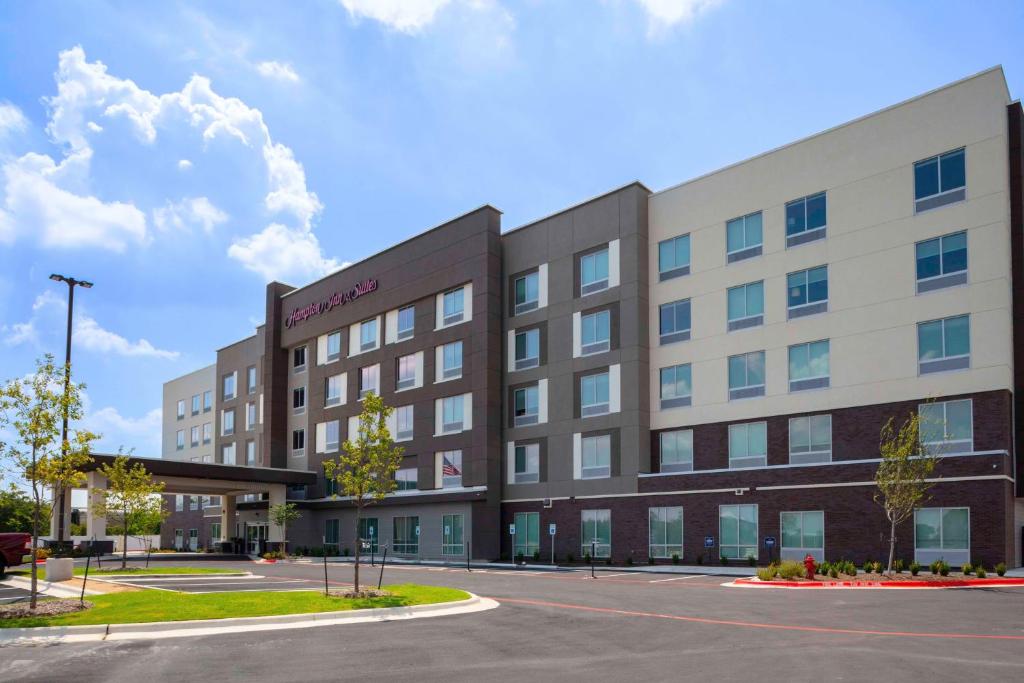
[[269, 502, 301, 555], [92, 453, 168, 569], [874, 410, 939, 575], [0, 355, 95, 608], [322, 392, 403, 594]]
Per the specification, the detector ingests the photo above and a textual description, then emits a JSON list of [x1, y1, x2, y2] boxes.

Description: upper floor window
[[580, 248, 610, 296], [202, 422, 211, 444], [514, 385, 539, 427], [788, 340, 830, 392], [580, 435, 611, 480], [513, 444, 540, 484], [221, 443, 236, 465], [728, 421, 767, 469], [727, 281, 764, 331], [441, 341, 463, 380], [397, 354, 417, 390], [787, 265, 828, 319], [176, 399, 185, 420], [221, 409, 235, 436], [293, 346, 307, 372], [222, 373, 236, 400], [728, 350, 765, 400], [247, 365, 257, 394], [581, 310, 610, 356], [442, 287, 465, 326], [659, 429, 693, 473], [395, 467, 417, 491], [918, 314, 969, 374], [439, 450, 462, 488], [514, 271, 540, 315], [325, 420, 340, 453], [359, 365, 379, 398], [514, 329, 540, 370], [246, 402, 257, 430], [441, 395, 464, 433], [659, 363, 692, 409], [658, 235, 690, 281], [293, 386, 306, 414], [359, 319, 377, 352], [326, 331, 342, 362], [203, 390, 212, 412], [292, 429, 305, 456], [919, 399, 973, 454], [580, 372, 610, 417], [726, 212, 763, 263], [785, 191, 826, 247], [245, 440, 256, 466], [397, 305, 415, 341], [789, 414, 831, 464], [325, 374, 344, 406], [916, 231, 967, 294], [914, 148, 965, 212], [395, 405, 414, 441], [175, 430, 185, 450], [191, 394, 200, 415], [659, 299, 691, 345], [190, 426, 200, 447]]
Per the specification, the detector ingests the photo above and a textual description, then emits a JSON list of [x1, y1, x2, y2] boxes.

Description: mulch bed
[[0, 599, 92, 620], [327, 589, 392, 599]]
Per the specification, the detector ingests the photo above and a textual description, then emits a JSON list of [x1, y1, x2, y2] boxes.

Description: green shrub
[[975, 565, 987, 579], [648, 556, 655, 565], [893, 558, 905, 574], [756, 565, 777, 581], [778, 560, 804, 580], [995, 562, 1007, 577], [261, 550, 286, 560], [828, 566, 839, 579], [939, 560, 950, 576], [961, 562, 973, 576], [583, 552, 591, 564], [747, 555, 756, 567], [909, 562, 920, 576], [515, 552, 525, 564], [862, 559, 874, 573], [671, 553, 680, 565], [929, 560, 940, 575], [533, 550, 541, 562], [817, 561, 830, 576], [872, 561, 884, 574], [720, 555, 729, 566]]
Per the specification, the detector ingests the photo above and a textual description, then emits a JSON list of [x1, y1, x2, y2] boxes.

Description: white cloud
[[256, 61, 300, 83], [228, 222, 344, 283], [633, 0, 724, 33], [177, 159, 192, 170], [153, 196, 228, 234], [340, 0, 453, 33], [0, 101, 28, 138], [83, 404, 162, 456], [1, 321, 37, 346], [0, 207, 13, 244]]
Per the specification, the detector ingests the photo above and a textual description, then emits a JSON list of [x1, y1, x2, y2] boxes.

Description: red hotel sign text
[[284, 279, 379, 328]]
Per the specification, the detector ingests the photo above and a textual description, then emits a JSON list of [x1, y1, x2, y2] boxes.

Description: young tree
[[322, 392, 404, 594], [874, 411, 939, 575], [269, 502, 301, 555], [0, 355, 96, 608], [92, 453, 168, 569]]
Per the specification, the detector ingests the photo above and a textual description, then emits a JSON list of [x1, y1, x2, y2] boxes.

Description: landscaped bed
[[0, 583, 469, 628], [740, 559, 1023, 588]]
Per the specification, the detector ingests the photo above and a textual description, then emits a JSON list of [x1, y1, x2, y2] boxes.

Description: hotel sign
[[284, 278, 378, 328]]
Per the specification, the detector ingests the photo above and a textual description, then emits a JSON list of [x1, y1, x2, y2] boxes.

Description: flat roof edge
[[503, 180, 652, 237]]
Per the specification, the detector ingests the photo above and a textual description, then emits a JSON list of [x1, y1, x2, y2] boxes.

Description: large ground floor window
[[324, 519, 340, 548], [393, 516, 420, 555], [780, 510, 824, 562], [514, 512, 539, 558], [442, 514, 465, 556], [720, 504, 757, 560], [581, 509, 611, 559], [648, 506, 683, 559], [915, 507, 969, 565]]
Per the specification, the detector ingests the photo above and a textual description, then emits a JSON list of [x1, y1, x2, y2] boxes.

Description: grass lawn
[[0, 584, 469, 628], [10, 566, 239, 581]]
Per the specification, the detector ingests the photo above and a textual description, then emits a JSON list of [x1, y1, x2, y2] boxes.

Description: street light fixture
[[48, 273, 93, 546]]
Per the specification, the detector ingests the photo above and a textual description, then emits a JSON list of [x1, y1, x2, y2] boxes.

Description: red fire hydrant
[[804, 554, 816, 580]]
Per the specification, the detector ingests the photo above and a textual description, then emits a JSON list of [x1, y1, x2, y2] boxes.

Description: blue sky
[[0, 0, 1020, 457]]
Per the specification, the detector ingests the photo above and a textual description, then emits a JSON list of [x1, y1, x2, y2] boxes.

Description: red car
[[0, 532, 32, 577]]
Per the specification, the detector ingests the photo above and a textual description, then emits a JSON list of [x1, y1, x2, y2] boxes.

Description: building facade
[[162, 68, 1024, 567]]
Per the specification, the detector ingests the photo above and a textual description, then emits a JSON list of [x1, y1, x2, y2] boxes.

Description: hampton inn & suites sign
[[284, 279, 378, 328]]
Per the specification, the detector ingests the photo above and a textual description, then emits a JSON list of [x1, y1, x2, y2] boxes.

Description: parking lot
[[0, 584, 31, 604], [91, 572, 336, 594]]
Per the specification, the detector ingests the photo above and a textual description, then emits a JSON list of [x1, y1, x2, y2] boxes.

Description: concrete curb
[[283, 557, 753, 577], [0, 593, 497, 645], [2, 575, 97, 598]]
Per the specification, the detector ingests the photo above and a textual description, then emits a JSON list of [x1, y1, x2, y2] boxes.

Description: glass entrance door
[[246, 523, 268, 554]]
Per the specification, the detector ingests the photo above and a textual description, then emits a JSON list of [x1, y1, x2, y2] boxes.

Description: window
[[222, 373, 236, 400], [580, 434, 611, 479], [580, 310, 610, 356], [580, 372, 610, 417], [203, 390, 212, 412], [359, 518, 379, 553], [785, 191, 827, 247], [916, 231, 967, 293], [441, 396, 464, 432], [395, 405, 414, 441], [247, 365, 257, 394], [221, 443, 236, 465], [914, 148, 965, 212], [513, 444, 540, 483], [514, 512, 539, 557], [788, 340, 830, 391], [787, 266, 828, 318], [324, 473, 338, 497], [210, 522, 221, 541], [191, 394, 200, 415], [293, 346, 307, 371], [659, 429, 693, 473], [293, 387, 306, 414], [246, 402, 257, 430], [359, 365, 379, 398], [190, 426, 199, 447], [222, 409, 235, 436], [514, 271, 540, 314], [359, 319, 377, 352], [325, 519, 340, 547], [720, 504, 758, 560], [659, 299, 691, 345], [175, 495, 183, 512], [292, 429, 305, 456], [649, 507, 683, 558], [397, 354, 417, 390], [915, 507, 969, 564], [441, 341, 462, 380], [513, 385, 539, 427], [442, 514, 465, 555], [919, 399, 973, 454], [918, 314, 970, 374], [443, 287, 465, 326], [728, 350, 765, 399], [727, 281, 764, 331], [393, 516, 419, 554], [728, 422, 767, 468], [439, 450, 462, 488], [581, 509, 611, 558], [580, 248, 610, 296], [397, 305, 415, 340], [514, 328, 540, 370], [395, 468, 417, 491], [781, 511, 824, 562], [245, 440, 255, 466], [326, 331, 342, 362], [659, 364, 692, 409], [658, 235, 690, 281], [202, 422, 211, 444], [175, 430, 185, 450], [176, 399, 185, 419], [726, 212, 763, 263], [325, 420, 340, 453], [789, 415, 831, 464]]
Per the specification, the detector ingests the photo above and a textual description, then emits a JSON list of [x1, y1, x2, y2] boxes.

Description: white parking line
[[135, 579, 311, 588], [597, 573, 632, 578], [648, 575, 707, 583], [106, 575, 258, 583]]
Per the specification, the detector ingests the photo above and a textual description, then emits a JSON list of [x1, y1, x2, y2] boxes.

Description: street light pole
[[49, 273, 93, 545]]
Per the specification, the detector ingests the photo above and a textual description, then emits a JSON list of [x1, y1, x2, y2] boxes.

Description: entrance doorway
[[174, 529, 184, 551], [245, 522, 268, 554], [188, 528, 199, 552]]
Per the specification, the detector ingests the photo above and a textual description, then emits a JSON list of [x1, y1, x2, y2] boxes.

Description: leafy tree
[[874, 411, 939, 575], [269, 502, 301, 553], [92, 453, 168, 569], [0, 484, 49, 533], [322, 392, 403, 594], [0, 355, 96, 608]]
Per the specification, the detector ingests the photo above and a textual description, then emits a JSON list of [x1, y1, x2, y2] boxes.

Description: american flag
[[442, 457, 461, 476]]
